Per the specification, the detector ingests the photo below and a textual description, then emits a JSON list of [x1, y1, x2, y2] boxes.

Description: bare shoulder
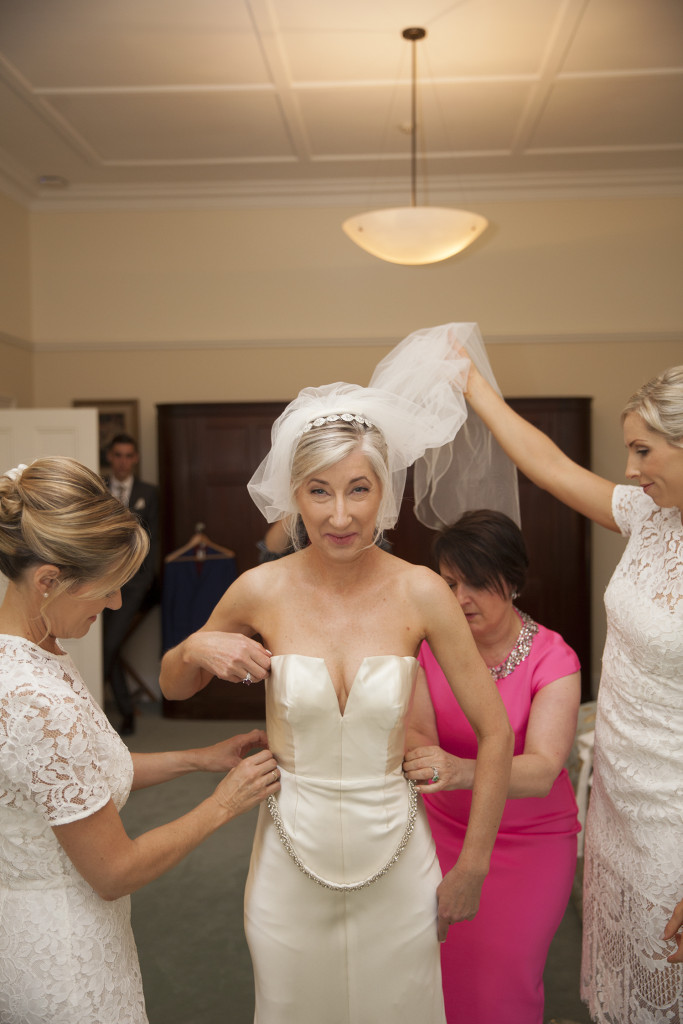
[[380, 555, 451, 617], [203, 559, 281, 630], [388, 556, 449, 598], [211, 550, 307, 608]]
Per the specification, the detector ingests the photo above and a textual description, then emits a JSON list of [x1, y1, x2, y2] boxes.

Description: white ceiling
[[0, 0, 682, 208]]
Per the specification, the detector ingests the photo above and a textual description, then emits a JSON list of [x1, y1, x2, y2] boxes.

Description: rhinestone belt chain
[[266, 779, 418, 892]]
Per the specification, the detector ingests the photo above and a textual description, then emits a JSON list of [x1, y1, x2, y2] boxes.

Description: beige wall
[[2, 192, 682, 690], [0, 339, 32, 407], [30, 197, 683, 345], [0, 192, 33, 404], [0, 192, 31, 339]]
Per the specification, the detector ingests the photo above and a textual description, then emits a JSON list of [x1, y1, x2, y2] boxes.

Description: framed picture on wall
[[73, 398, 140, 475]]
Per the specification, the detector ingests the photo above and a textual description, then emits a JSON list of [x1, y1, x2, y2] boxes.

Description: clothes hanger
[[164, 522, 235, 563]]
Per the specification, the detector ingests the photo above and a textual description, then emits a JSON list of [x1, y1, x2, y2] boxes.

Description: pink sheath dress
[[419, 621, 580, 1024]]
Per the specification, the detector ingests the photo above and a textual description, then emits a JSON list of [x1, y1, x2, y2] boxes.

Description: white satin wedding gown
[[244, 654, 446, 1024]]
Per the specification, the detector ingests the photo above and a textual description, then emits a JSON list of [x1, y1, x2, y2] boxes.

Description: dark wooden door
[[158, 403, 286, 719], [510, 398, 591, 697], [158, 397, 591, 718]]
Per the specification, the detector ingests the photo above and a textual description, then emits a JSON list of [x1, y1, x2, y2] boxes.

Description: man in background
[[103, 433, 159, 735]]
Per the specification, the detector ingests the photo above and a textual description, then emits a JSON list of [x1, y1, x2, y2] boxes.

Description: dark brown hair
[[433, 509, 528, 599]]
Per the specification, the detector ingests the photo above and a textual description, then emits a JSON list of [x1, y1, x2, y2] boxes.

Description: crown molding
[[27, 330, 683, 354], [1, 168, 678, 212]]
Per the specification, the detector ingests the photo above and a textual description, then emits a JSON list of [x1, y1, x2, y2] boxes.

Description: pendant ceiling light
[[342, 27, 488, 266]]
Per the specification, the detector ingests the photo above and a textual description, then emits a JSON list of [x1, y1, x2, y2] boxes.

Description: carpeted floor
[[118, 704, 592, 1024]]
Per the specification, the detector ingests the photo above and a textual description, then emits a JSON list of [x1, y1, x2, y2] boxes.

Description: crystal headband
[[298, 412, 374, 436]]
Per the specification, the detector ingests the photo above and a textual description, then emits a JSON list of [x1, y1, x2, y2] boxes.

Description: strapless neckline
[[269, 654, 417, 718]]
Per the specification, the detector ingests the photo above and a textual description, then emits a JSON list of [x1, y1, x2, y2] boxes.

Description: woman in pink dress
[[405, 509, 581, 1024]]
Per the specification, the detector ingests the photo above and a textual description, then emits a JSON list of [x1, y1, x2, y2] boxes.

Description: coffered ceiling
[[0, 0, 682, 208]]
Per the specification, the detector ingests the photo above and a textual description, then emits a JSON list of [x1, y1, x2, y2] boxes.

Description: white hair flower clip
[[4, 464, 28, 482]]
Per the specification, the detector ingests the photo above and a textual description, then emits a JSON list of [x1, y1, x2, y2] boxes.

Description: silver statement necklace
[[488, 609, 539, 681]]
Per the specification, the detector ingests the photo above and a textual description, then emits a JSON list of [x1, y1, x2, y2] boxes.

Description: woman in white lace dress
[[456, 361, 683, 1023], [0, 457, 279, 1024]]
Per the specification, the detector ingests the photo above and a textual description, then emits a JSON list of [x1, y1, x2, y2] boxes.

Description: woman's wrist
[[463, 362, 485, 403], [447, 854, 488, 883], [177, 747, 204, 773], [181, 632, 203, 667], [448, 755, 475, 790]]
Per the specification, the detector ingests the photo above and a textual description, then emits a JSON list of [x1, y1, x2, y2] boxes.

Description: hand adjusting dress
[[244, 655, 446, 1024]]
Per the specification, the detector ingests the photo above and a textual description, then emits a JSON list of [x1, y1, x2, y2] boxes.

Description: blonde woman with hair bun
[[0, 457, 279, 1024]]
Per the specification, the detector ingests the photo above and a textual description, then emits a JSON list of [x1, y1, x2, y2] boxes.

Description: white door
[[0, 408, 103, 704]]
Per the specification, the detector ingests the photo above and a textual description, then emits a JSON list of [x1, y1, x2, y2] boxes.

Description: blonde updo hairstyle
[[288, 418, 390, 549], [621, 365, 683, 449], [0, 457, 149, 619]]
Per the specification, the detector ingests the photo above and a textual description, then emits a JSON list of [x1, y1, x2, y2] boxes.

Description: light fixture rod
[[402, 27, 426, 208], [341, 25, 488, 265]]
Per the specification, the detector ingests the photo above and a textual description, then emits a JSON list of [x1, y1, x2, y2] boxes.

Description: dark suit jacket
[[106, 476, 160, 593], [102, 477, 160, 692]]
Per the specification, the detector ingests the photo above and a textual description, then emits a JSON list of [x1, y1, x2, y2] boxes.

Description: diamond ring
[[241, 671, 252, 684], [430, 766, 440, 784]]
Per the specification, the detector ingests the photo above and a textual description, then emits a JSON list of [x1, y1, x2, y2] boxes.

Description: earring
[[511, 591, 519, 600], [43, 592, 49, 599]]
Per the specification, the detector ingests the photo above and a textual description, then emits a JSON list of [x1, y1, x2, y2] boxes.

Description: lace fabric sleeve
[[0, 685, 111, 825], [611, 483, 653, 537]]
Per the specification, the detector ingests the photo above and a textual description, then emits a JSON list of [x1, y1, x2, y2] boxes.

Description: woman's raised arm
[[465, 361, 618, 531]]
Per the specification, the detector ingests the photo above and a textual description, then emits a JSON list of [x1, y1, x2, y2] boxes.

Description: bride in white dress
[[160, 323, 515, 1024], [457, 360, 683, 1023]]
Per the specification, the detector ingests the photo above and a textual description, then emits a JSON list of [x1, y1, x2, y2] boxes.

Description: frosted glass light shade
[[342, 205, 488, 265]]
